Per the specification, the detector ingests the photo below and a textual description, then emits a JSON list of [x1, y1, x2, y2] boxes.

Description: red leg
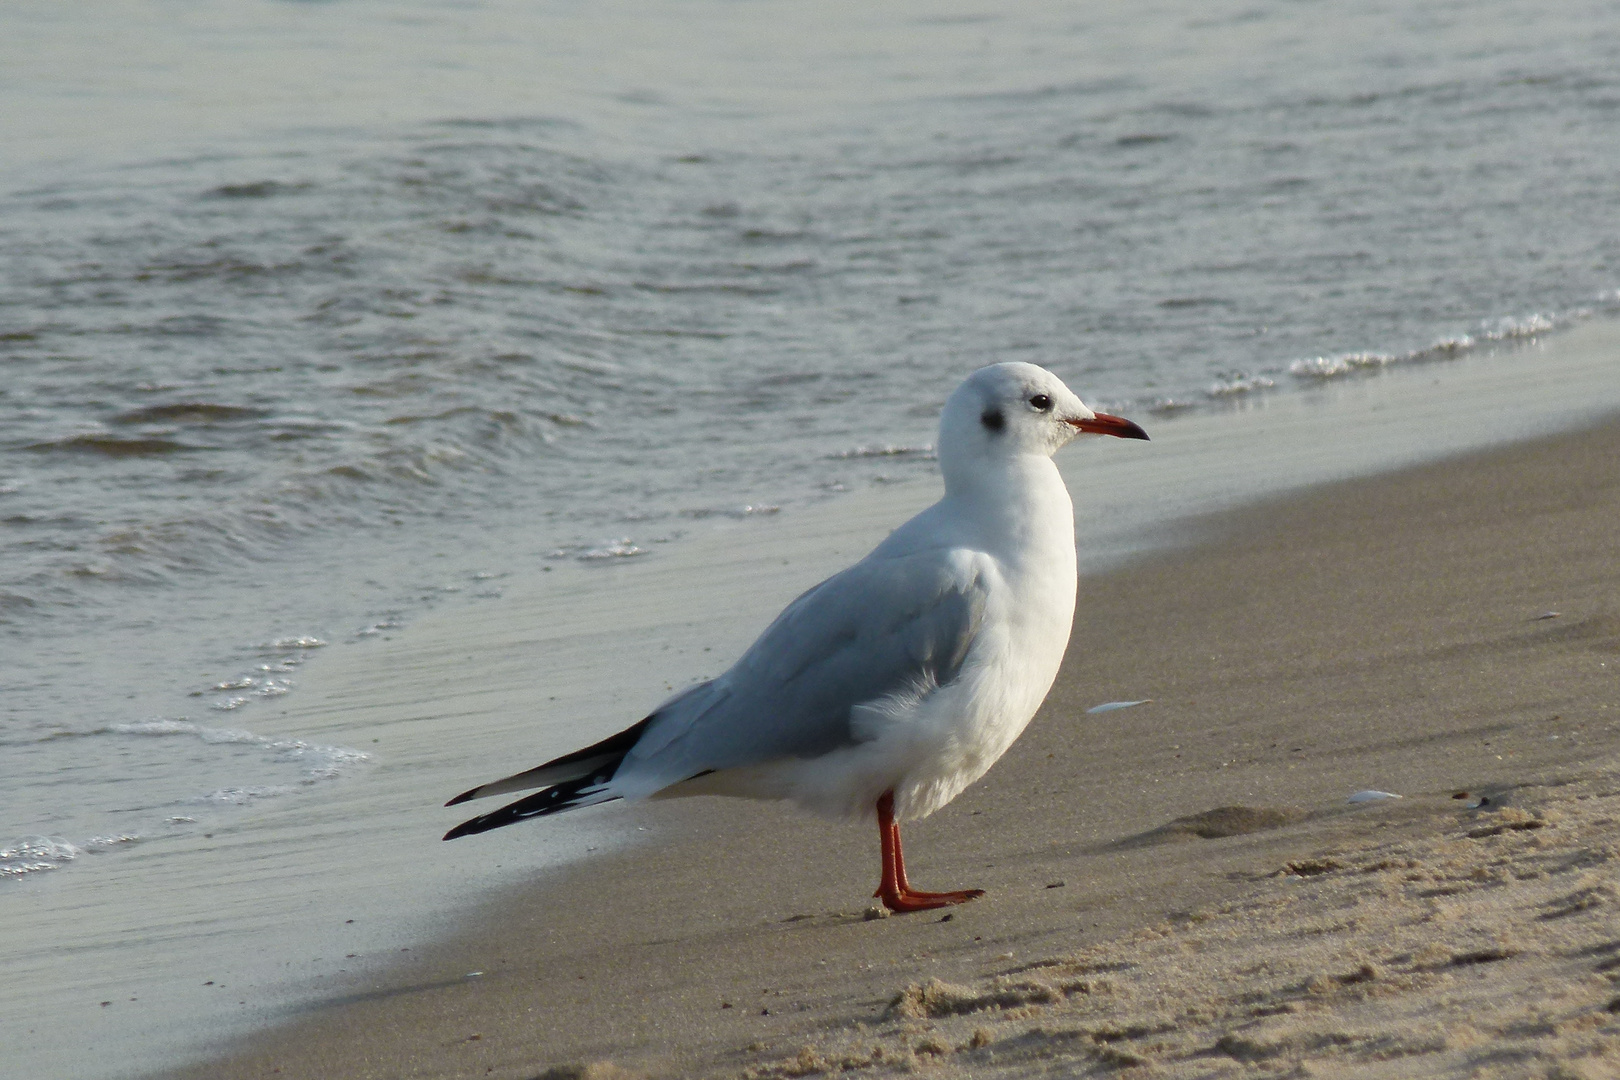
[[873, 790, 985, 913]]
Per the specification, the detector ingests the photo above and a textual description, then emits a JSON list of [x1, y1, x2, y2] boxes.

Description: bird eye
[[1029, 394, 1052, 411]]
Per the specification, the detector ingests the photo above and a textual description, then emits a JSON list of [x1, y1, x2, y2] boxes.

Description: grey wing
[[619, 548, 992, 788]]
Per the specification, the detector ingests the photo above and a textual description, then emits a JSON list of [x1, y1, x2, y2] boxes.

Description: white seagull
[[444, 363, 1147, 912]]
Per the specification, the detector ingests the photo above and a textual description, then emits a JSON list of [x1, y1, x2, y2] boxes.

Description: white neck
[[940, 452, 1075, 574]]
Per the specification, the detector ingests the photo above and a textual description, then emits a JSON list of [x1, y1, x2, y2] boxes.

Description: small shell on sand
[[1347, 790, 1402, 804]]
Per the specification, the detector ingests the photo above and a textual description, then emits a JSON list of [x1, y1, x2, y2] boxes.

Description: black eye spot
[[980, 408, 1005, 432], [1029, 394, 1052, 411]]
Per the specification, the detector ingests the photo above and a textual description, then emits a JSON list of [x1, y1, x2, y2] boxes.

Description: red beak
[[1068, 411, 1150, 441]]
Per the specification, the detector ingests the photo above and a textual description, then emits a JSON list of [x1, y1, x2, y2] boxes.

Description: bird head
[[938, 363, 1147, 481]]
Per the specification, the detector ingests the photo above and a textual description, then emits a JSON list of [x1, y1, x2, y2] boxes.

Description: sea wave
[[1205, 374, 1277, 398], [1289, 312, 1565, 380], [110, 718, 370, 785], [0, 836, 84, 880], [831, 444, 936, 460], [0, 834, 140, 881]]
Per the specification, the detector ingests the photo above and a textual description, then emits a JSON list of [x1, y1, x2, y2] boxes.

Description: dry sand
[[159, 417, 1620, 1080]]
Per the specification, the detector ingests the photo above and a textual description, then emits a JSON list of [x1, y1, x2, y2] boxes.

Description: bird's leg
[[888, 815, 911, 891], [873, 790, 985, 912]]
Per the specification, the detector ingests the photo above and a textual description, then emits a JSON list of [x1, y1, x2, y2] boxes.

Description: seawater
[[3, 1, 1620, 1075]]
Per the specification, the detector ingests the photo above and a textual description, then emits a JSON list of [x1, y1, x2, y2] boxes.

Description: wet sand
[[157, 415, 1620, 1080]]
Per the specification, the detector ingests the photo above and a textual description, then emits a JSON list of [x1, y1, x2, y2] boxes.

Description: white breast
[[750, 457, 1079, 822]]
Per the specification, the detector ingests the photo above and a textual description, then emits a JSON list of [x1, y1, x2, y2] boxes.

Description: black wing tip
[[444, 808, 507, 839], [441, 716, 653, 811], [442, 777, 622, 841]]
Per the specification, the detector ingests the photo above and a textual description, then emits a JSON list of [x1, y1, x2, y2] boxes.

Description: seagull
[[444, 363, 1147, 912]]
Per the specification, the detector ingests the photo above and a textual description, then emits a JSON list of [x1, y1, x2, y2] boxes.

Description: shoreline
[[151, 393, 1620, 1077], [6, 318, 1612, 1080]]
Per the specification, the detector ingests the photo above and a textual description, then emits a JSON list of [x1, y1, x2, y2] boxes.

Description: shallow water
[[3, 1, 1620, 1076]]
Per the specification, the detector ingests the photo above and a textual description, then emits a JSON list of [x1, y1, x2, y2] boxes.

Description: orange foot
[[873, 790, 985, 913], [875, 884, 985, 913]]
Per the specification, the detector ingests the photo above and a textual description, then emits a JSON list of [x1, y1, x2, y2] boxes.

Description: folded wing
[[615, 546, 992, 794], [443, 546, 992, 836]]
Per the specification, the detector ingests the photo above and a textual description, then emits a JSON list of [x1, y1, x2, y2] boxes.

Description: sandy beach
[[149, 406, 1620, 1080]]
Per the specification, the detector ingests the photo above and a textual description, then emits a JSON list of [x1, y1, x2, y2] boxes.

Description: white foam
[[110, 718, 371, 789], [1205, 375, 1275, 398], [260, 636, 327, 650], [1146, 397, 1199, 414], [1289, 350, 1398, 379], [84, 834, 140, 851], [681, 503, 782, 519], [0, 836, 84, 879], [114, 718, 256, 742], [1481, 312, 1557, 341], [1289, 311, 1567, 381], [197, 784, 301, 805], [831, 444, 936, 460], [0, 832, 134, 881], [558, 537, 648, 560]]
